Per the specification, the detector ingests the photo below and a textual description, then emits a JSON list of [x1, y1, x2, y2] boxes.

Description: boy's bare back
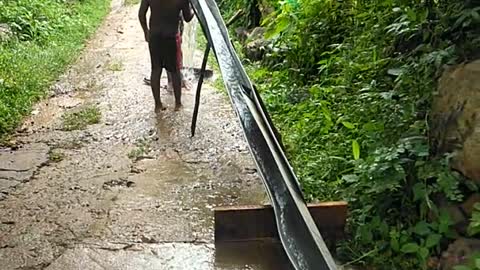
[[139, 0, 193, 38]]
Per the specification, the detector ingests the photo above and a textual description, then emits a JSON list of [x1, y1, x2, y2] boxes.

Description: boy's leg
[[161, 36, 181, 109], [151, 68, 164, 112], [172, 70, 182, 110], [177, 32, 183, 71], [148, 35, 164, 112]]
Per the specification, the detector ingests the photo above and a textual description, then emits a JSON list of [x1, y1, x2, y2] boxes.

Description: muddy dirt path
[[0, 3, 291, 269]]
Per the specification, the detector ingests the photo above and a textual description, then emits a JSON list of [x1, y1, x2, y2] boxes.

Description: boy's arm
[[138, 0, 150, 42], [181, 0, 194, 22]]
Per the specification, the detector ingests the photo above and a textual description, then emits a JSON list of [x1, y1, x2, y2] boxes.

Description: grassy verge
[[62, 105, 101, 131], [0, 0, 111, 137]]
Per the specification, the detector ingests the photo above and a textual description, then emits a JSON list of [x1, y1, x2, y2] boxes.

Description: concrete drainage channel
[[191, 0, 341, 269]]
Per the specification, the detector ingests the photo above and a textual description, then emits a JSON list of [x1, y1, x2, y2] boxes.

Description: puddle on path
[[47, 241, 292, 270], [216, 241, 293, 270]]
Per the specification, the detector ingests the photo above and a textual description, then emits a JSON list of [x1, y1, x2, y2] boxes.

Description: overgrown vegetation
[[62, 105, 101, 131], [219, 0, 480, 269], [0, 0, 111, 136]]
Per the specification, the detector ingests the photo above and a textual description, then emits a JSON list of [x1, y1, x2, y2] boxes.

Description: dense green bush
[[0, 0, 110, 136], [221, 0, 480, 268]]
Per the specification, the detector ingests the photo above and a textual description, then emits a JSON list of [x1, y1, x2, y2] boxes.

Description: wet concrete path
[[0, 2, 291, 269]]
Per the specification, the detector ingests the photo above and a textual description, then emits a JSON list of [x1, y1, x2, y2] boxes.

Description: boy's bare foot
[[155, 104, 166, 113], [174, 103, 182, 111]]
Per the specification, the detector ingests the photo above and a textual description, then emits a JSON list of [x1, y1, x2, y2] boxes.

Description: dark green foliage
[[222, 0, 480, 268], [0, 0, 110, 136], [216, 0, 267, 29]]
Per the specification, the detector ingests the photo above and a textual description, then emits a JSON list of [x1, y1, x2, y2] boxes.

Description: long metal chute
[[190, 1, 338, 269]]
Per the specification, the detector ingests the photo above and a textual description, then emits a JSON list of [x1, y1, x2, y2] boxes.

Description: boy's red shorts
[[176, 33, 182, 70]]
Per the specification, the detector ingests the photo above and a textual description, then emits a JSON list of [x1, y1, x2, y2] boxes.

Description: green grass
[[48, 149, 65, 163], [128, 148, 145, 160], [0, 0, 111, 137], [106, 60, 124, 71], [62, 105, 101, 131], [128, 138, 150, 161], [124, 0, 140, 5]]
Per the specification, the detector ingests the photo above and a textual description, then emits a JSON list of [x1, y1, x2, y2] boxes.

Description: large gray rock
[[244, 27, 268, 61], [431, 59, 480, 183], [440, 238, 480, 270], [259, 0, 275, 18], [235, 27, 249, 43], [0, 143, 50, 194]]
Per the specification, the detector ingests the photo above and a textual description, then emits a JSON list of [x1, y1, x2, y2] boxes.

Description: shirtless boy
[[144, 14, 189, 91], [139, 0, 194, 112]]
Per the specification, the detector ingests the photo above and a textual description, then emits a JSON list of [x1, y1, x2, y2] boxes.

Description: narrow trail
[[0, 2, 289, 269]]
